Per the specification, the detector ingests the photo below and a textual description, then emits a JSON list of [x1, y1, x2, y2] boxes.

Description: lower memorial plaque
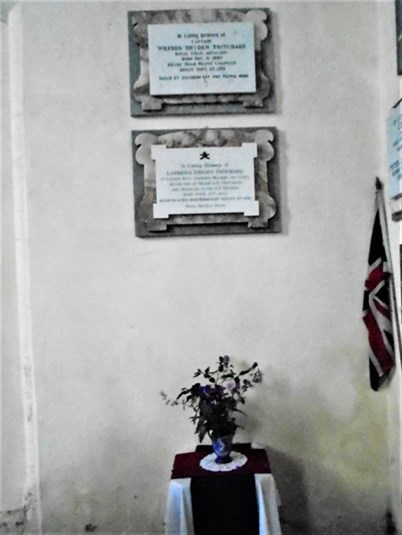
[[152, 144, 259, 219], [132, 128, 281, 238]]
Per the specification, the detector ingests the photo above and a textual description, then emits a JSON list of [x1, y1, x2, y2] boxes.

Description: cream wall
[[378, 0, 402, 530], [3, 1, 401, 533], [2, 8, 26, 511]]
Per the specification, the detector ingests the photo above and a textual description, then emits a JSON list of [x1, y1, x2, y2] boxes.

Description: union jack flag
[[362, 191, 395, 391]]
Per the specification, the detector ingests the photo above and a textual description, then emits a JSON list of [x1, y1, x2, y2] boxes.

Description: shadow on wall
[[265, 446, 389, 535], [265, 447, 310, 535], [238, 348, 392, 535]]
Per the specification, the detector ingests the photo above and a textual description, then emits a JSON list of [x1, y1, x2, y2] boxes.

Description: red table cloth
[[170, 443, 272, 535], [171, 443, 271, 479]]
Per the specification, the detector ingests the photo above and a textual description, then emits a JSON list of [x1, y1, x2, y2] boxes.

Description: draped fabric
[[170, 444, 271, 535], [171, 443, 271, 479]]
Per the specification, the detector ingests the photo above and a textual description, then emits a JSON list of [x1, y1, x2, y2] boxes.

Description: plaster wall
[[378, 1, 402, 530], [1, 9, 26, 511], [5, 1, 398, 533]]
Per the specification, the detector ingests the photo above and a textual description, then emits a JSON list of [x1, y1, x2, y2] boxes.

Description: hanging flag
[[362, 181, 395, 391]]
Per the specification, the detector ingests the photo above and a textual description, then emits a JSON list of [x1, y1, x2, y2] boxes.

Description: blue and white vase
[[211, 434, 234, 464]]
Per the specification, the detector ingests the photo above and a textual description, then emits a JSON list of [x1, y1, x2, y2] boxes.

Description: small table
[[165, 443, 282, 535]]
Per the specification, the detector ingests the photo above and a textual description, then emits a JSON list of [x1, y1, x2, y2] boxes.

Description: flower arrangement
[[161, 355, 263, 443]]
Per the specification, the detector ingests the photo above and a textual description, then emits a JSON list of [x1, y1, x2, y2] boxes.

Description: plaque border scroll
[[128, 8, 275, 116], [132, 128, 281, 238]]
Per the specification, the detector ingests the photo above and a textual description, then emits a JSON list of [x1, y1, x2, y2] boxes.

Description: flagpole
[[375, 177, 402, 364]]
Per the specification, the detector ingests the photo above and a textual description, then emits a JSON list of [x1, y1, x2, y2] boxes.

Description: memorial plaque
[[128, 8, 275, 116], [387, 103, 402, 200], [152, 144, 259, 218], [132, 128, 281, 238], [148, 22, 256, 96]]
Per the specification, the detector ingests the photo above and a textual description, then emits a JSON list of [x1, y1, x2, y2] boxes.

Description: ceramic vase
[[211, 434, 234, 464]]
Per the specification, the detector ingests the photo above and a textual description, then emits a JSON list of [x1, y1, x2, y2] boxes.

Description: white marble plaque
[[148, 22, 256, 96], [152, 144, 259, 218], [387, 103, 402, 199]]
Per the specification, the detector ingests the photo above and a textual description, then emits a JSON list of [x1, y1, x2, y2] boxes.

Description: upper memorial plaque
[[148, 22, 256, 95], [128, 8, 275, 116]]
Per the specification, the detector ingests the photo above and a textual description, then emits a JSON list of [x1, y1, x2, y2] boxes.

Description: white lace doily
[[199, 451, 248, 472]]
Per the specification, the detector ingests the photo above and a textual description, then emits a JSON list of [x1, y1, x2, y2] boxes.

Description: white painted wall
[[4, 1, 401, 533], [2, 4, 27, 512], [378, 1, 402, 531]]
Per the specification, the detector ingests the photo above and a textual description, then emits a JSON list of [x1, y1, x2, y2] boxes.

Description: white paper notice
[[148, 22, 256, 95], [152, 143, 259, 219]]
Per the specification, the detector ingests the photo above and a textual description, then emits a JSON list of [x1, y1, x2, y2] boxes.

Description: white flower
[[225, 379, 237, 392]]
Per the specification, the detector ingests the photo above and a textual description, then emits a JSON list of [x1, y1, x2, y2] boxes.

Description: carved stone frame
[[132, 128, 281, 237], [128, 8, 275, 116]]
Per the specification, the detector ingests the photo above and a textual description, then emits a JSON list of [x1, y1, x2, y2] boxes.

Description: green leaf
[[199, 426, 207, 442]]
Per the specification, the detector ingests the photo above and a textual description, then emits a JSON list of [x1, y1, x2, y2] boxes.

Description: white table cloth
[[165, 473, 282, 535]]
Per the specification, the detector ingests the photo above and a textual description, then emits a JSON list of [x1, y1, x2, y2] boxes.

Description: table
[[165, 443, 282, 535]]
